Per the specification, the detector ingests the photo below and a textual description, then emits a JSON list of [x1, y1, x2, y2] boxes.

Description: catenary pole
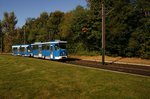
[[24, 27, 26, 44], [0, 21, 2, 53], [0, 34, 2, 53], [102, 3, 105, 65]]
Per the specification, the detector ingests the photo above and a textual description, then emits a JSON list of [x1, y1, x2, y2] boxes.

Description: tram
[[12, 40, 68, 60]]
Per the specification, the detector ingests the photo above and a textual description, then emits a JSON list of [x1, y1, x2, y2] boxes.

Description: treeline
[[0, 0, 150, 59]]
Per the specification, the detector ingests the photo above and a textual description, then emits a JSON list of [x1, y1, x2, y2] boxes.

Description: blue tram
[[31, 42, 42, 58], [12, 40, 68, 60], [12, 45, 21, 55], [12, 44, 32, 56], [20, 44, 32, 56]]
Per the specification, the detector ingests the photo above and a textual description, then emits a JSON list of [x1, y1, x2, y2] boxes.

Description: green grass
[[0, 55, 150, 99]]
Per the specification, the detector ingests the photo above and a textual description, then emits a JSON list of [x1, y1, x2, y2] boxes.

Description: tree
[[68, 6, 91, 53], [13, 28, 24, 45], [8, 0, 149, 58], [35, 12, 49, 42], [24, 18, 36, 43], [2, 12, 17, 52], [86, 0, 102, 51], [106, 0, 133, 56], [59, 12, 73, 40], [47, 11, 64, 40], [86, 0, 150, 58], [126, 0, 150, 58], [0, 20, 3, 52]]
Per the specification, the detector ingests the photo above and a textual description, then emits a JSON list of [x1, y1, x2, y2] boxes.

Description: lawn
[[0, 55, 150, 99]]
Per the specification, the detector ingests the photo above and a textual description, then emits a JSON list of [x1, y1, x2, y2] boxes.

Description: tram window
[[55, 44, 59, 50], [50, 46, 53, 52], [59, 43, 66, 49], [33, 45, 38, 50], [42, 44, 46, 50], [42, 44, 49, 50], [27, 46, 31, 52], [20, 47, 25, 52], [46, 45, 50, 50]]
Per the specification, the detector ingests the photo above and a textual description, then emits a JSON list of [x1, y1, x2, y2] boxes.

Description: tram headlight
[[28, 50, 30, 52]]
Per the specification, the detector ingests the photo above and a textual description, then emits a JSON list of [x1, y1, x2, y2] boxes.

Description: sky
[[0, 0, 87, 27]]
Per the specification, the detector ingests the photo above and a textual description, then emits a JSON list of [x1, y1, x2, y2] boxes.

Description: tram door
[[38, 45, 42, 57], [18, 47, 20, 55], [50, 45, 53, 59]]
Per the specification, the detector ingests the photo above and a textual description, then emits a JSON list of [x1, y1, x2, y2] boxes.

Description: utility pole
[[102, 3, 106, 65], [24, 27, 26, 44], [49, 31, 50, 41], [0, 22, 2, 53], [0, 33, 2, 53]]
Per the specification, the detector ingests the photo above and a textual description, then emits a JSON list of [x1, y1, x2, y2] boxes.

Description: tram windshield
[[59, 43, 66, 49], [13, 48, 17, 52], [27, 46, 31, 52], [54, 43, 66, 50]]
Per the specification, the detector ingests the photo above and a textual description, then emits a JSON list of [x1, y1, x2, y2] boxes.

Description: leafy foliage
[[0, 20, 2, 52], [0, 0, 150, 58], [2, 12, 17, 52]]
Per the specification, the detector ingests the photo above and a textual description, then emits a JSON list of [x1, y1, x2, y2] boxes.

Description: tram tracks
[[62, 59, 150, 76], [27, 56, 150, 76]]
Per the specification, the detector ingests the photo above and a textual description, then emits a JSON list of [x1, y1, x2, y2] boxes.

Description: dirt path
[[69, 55, 150, 66]]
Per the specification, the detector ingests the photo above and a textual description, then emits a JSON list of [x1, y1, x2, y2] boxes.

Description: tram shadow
[[59, 57, 81, 62]]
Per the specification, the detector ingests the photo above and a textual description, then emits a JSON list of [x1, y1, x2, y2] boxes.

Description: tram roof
[[12, 44, 30, 48], [31, 41, 67, 45]]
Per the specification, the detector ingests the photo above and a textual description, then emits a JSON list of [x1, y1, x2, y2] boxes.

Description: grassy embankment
[[0, 55, 150, 98]]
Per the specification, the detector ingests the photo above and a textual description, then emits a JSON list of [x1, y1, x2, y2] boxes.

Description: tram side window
[[33, 45, 38, 50], [20, 47, 25, 52], [55, 44, 59, 50], [42, 44, 49, 50], [46, 45, 50, 50], [42, 44, 46, 50]]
